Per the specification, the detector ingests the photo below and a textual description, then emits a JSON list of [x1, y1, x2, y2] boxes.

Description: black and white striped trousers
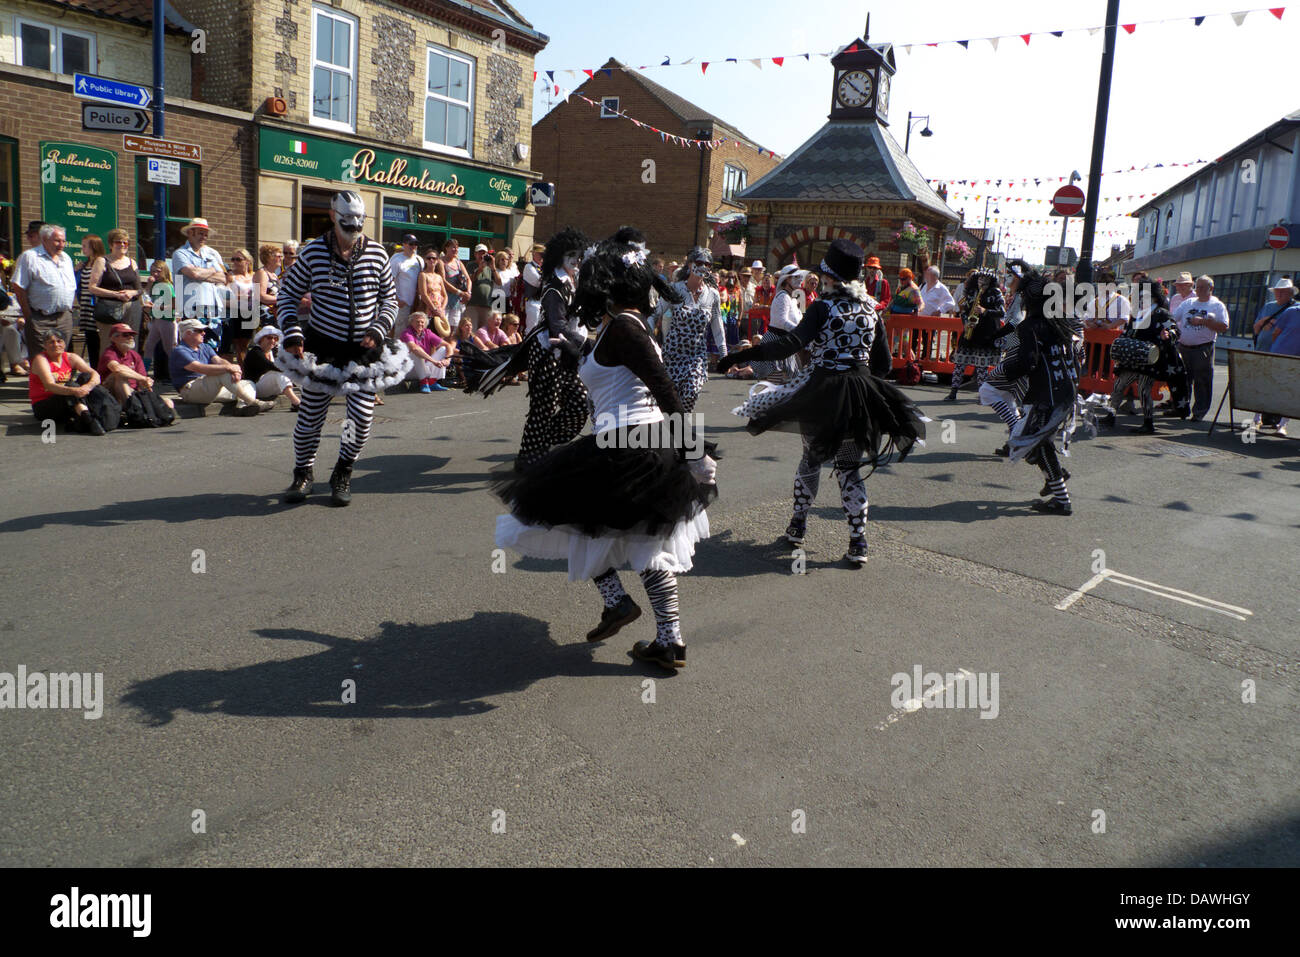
[[293, 386, 375, 469]]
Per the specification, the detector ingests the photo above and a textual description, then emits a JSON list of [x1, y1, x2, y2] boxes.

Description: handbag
[[93, 261, 128, 324]]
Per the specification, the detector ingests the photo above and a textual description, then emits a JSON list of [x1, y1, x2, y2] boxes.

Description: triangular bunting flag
[[681, 58, 694, 65], [532, 71, 537, 82], [957, 40, 969, 48], [845, 43, 860, 53], [927, 43, 938, 47], [1270, 7, 1285, 19], [701, 63, 709, 73], [1020, 34, 1031, 45], [1121, 23, 1136, 34], [662, 57, 671, 66], [601, 69, 612, 77], [1087, 27, 1100, 36], [1231, 11, 1248, 25], [726, 58, 737, 64], [988, 37, 999, 51], [545, 70, 554, 82], [750, 58, 763, 69], [902, 44, 912, 54], [1193, 16, 1205, 25], [773, 57, 784, 66], [1051, 31, 1063, 38], [802, 53, 810, 60], [553, 85, 559, 96], [583, 70, 593, 78]]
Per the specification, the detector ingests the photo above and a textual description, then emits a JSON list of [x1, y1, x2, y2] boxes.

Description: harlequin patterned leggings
[[791, 435, 868, 541]]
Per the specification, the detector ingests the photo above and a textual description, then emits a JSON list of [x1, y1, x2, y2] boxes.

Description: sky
[[512, 0, 1299, 262]]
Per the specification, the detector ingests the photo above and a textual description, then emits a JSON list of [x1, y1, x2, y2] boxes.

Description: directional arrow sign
[[73, 72, 152, 109], [123, 134, 200, 163], [82, 104, 150, 134]]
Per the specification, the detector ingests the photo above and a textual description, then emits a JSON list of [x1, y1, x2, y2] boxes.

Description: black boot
[[586, 595, 641, 642], [285, 466, 313, 503], [1129, 417, 1155, 435], [329, 460, 353, 507]]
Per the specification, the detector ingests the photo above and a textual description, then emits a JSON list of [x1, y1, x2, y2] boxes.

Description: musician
[[945, 269, 1008, 401], [1100, 274, 1189, 434]]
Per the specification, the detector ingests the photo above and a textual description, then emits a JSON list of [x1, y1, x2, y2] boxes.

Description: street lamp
[[904, 111, 932, 154]]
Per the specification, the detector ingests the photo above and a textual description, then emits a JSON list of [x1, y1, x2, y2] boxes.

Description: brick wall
[[531, 71, 728, 258], [0, 69, 257, 257], [703, 133, 780, 225], [746, 200, 952, 275], [249, 0, 537, 173]]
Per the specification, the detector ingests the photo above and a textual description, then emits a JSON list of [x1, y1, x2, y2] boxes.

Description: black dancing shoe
[[631, 639, 685, 669], [845, 538, 868, 566], [1030, 499, 1072, 516], [1098, 411, 1116, 428], [329, 461, 352, 507], [284, 466, 314, 503], [994, 443, 1010, 457], [1038, 468, 1071, 498], [586, 595, 642, 642], [1129, 419, 1156, 435], [784, 517, 807, 546], [942, 392, 958, 403]]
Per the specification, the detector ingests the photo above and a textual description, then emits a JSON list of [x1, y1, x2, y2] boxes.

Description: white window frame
[[309, 5, 358, 133], [422, 44, 475, 158], [14, 17, 96, 76], [599, 97, 620, 119], [722, 163, 747, 201]]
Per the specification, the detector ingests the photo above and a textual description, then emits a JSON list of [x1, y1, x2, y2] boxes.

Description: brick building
[[739, 36, 958, 276], [0, 0, 549, 268], [531, 58, 781, 260]]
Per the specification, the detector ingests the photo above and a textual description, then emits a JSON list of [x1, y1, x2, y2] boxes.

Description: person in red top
[[29, 327, 106, 434], [863, 255, 891, 307]]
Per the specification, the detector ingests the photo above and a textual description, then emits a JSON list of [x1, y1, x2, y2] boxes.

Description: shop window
[[1212, 271, 1267, 338], [0, 136, 17, 265], [311, 6, 356, 131], [600, 97, 619, 119], [722, 164, 747, 201], [424, 45, 473, 156], [300, 187, 335, 242], [134, 157, 200, 263], [16, 18, 95, 75]]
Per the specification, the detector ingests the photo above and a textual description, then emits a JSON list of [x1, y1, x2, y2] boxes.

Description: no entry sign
[[1267, 225, 1289, 250], [1052, 185, 1086, 216]]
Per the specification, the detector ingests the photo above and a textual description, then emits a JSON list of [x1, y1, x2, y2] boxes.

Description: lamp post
[[904, 111, 932, 154], [975, 197, 999, 269]]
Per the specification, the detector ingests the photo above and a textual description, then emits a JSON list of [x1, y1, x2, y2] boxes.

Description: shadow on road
[[1155, 810, 1300, 867], [122, 611, 636, 726]]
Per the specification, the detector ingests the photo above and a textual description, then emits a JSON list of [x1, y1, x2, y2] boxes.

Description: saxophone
[[961, 286, 982, 341]]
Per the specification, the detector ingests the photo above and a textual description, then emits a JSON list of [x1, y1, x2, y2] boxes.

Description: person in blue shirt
[[170, 318, 270, 414], [1263, 278, 1300, 436]]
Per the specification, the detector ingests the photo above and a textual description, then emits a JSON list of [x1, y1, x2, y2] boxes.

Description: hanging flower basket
[[893, 220, 931, 254]]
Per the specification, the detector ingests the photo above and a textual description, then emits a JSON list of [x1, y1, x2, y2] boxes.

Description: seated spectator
[[243, 325, 299, 409], [399, 311, 451, 392], [452, 317, 477, 351], [474, 312, 510, 350], [97, 322, 176, 418], [171, 317, 272, 415], [1, 306, 27, 380], [501, 313, 523, 345], [28, 328, 108, 435], [724, 335, 765, 380]]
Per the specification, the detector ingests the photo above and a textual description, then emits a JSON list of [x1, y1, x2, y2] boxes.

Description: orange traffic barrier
[[883, 314, 963, 374], [1080, 327, 1166, 399], [741, 305, 769, 339]]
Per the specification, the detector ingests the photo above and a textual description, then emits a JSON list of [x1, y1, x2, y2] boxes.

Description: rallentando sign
[[258, 128, 525, 209]]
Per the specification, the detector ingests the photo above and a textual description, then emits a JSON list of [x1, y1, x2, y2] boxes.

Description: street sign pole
[[152, 0, 167, 264], [1077, 0, 1121, 284]]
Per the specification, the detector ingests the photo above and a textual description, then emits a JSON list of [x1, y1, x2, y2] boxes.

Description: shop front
[[256, 126, 531, 256]]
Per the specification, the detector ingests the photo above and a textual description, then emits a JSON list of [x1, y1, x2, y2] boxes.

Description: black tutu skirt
[[734, 365, 927, 466], [457, 338, 527, 395], [494, 429, 716, 538]]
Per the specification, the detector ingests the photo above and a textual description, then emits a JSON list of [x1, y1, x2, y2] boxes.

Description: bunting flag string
[[558, 91, 782, 160], [535, 8, 1287, 78], [925, 159, 1208, 187]]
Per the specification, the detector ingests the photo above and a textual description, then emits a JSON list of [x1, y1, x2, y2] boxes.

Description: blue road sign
[[73, 73, 153, 109]]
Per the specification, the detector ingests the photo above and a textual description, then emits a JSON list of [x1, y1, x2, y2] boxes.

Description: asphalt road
[[1, 369, 1296, 867]]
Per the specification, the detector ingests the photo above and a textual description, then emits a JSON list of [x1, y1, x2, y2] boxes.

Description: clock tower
[[829, 34, 895, 125]]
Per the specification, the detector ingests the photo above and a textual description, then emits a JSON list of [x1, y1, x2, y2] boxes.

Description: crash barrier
[[1079, 327, 1167, 400], [740, 306, 770, 340], [883, 314, 963, 375]]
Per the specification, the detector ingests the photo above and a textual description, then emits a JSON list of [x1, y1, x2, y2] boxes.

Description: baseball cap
[[176, 318, 205, 334], [109, 323, 134, 336], [474, 243, 489, 253], [402, 233, 418, 245]]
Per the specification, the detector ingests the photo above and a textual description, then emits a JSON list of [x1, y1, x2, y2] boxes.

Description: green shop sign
[[259, 128, 525, 210], [39, 141, 118, 246]]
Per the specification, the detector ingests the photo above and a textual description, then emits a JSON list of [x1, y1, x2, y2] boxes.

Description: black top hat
[[819, 238, 865, 283]]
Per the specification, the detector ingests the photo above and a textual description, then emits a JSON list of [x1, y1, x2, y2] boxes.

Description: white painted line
[[431, 410, 489, 420], [1056, 568, 1253, 620], [1105, 571, 1253, 616], [1104, 578, 1249, 621], [875, 669, 974, 731], [1055, 571, 1109, 611]]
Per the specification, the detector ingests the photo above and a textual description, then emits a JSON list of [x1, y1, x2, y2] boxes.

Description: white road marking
[[1056, 568, 1253, 620], [875, 669, 974, 731], [431, 410, 489, 420], [1055, 572, 1109, 611]]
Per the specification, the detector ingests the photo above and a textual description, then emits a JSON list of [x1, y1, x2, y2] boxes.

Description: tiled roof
[[737, 120, 959, 221], [600, 58, 762, 146], [31, 0, 188, 32]]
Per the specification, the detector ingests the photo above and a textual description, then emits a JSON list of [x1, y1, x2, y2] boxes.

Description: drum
[[1111, 336, 1159, 370]]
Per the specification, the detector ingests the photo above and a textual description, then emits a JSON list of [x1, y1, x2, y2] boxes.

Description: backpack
[[83, 384, 122, 432], [122, 387, 174, 428]]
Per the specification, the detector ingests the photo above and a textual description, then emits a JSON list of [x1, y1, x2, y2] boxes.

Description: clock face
[[877, 73, 890, 119], [836, 70, 872, 109]]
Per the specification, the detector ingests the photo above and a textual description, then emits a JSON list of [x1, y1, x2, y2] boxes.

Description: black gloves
[[717, 349, 749, 374]]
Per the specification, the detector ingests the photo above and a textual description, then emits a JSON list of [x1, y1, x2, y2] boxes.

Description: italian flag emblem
[[290, 140, 307, 154]]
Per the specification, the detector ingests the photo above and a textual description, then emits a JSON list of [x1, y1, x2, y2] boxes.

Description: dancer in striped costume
[[979, 262, 1031, 456], [747, 263, 806, 382], [275, 191, 411, 506]]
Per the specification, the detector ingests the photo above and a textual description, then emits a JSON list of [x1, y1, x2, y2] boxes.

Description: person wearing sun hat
[[719, 238, 927, 565], [1169, 271, 1196, 313], [242, 325, 300, 409], [863, 255, 890, 306], [747, 263, 806, 382], [170, 217, 226, 346]]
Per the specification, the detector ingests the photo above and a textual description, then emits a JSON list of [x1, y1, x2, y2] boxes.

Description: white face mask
[[331, 191, 366, 236], [562, 253, 580, 275]]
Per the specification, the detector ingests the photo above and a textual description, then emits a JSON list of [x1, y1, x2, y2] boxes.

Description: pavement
[[0, 365, 1296, 867]]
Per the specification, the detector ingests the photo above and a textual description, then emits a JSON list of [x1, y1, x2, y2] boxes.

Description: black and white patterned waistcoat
[[808, 290, 878, 372]]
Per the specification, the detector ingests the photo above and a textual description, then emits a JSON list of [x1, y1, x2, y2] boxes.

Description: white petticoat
[[495, 508, 710, 582], [731, 365, 812, 419], [275, 340, 413, 396]]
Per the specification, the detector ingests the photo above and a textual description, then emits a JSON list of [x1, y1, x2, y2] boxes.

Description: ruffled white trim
[[496, 509, 709, 582], [274, 340, 413, 396]]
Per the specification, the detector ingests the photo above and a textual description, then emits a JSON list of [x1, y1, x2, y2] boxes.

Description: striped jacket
[[277, 233, 397, 343]]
